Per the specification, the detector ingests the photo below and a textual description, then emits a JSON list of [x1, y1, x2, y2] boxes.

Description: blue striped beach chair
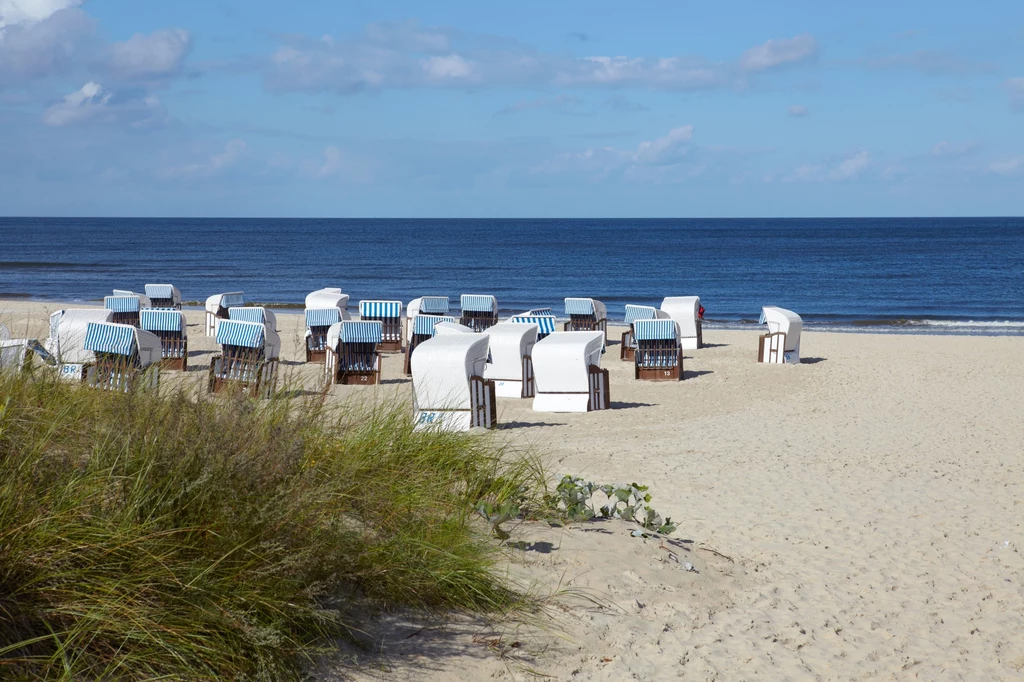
[[359, 300, 403, 352], [228, 306, 277, 331], [305, 308, 342, 363], [208, 319, 281, 398], [204, 291, 245, 335], [633, 319, 682, 381], [404, 314, 458, 375], [82, 321, 161, 391], [325, 320, 383, 385], [510, 312, 557, 341], [459, 294, 498, 332], [564, 298, 608, 340], [620, 304, 663, 361], [144, 284, 181, 309], [140, 308, 188, 370], [104, 294, 145, 327]]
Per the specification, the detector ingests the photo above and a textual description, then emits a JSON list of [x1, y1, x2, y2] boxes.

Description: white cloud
[[531, 124, 698, 178], [421, 54, 473, 79], [162, 140, 245, 178], [931, 140, 978, 158], [738, 34, 818, 71], [788, 104, 809, 117], [988, 156, 1024, 176], [632, 125, 693, 165], [791, 150, 870, 182], [42, 81, 167, 127], [0, 2, 92, 86], [105, 28, 191, 81], [0, 0, 80, 30], [309, 145, 373, 181]]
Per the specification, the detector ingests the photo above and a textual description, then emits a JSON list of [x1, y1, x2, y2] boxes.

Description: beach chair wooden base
[[87, 355, 158, 392], [326, 344, 381, 385], [758, 332, 786, 364], [154, 332, 187, 371], [306, 328, 330, 363], [470, 375, 498, 428], [111, 311, 141, 327], [461, 311, 498, 333], [588, 365, 610, 410], [636, 364, 681, 382], [620, 330, 635, 361], [208, 353, 278, 398], [361, 316, 402, 352], [149, 298, 179, 309], [635, 341, 682, 381], [159, 356, 188, 371]]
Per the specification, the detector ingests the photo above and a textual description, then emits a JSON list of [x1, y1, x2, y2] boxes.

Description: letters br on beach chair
[[563, 298, 608, 340], [325, 320, 382, 385], [204, 292, 244, 336], [758, 306, 802, 364], [633, 319, 683, 381], [144, 283, 181, 309], [532, 331, 609, 413], [484, 322, 539, 399], [140, 308, 188, 371], [45, 308, 115, 381], [82, 322, 161, 392], [208, 319, 281, 398], [661, 296, 703, 350], [304, 288, 350, 363], [510, 309, 557, 340], [411, 333, 497, 432], [459, 294, 498, 332], [359, 300, 403, 352], [404, 314, 458, 375], [620, 304, 669, 361], [104, 292, 149, 327]]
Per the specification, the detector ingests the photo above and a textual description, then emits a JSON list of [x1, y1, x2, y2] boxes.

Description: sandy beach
[[3, 299, 1024, 680]]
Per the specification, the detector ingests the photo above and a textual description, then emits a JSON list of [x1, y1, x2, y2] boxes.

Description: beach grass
[[0, 369, 544, 680]]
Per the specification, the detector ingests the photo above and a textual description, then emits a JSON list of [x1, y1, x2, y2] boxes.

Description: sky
[[0, 0, 1022, 218]]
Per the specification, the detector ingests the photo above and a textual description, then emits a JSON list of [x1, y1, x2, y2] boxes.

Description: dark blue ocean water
[[2, 217, 1023, 333]]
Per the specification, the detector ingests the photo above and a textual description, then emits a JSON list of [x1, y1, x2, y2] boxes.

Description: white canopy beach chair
[[564, 298, 608, 341], [411, 333, 496, 432], [433, 321, 475, 335], [305, 288, 351, 362], [228, 306, 278, 332], [661, 296, 703, 350], [758, 306, 802, 364], [484, 322, 538, 398], [459, 294, 498, 332], [620, 304, 669, 361], [140, 308, 188, 370], [325, 320, 382, 385], [532, 331, 609, 413], [81, 322, 161, 392], [359, 300, 403, 352], [633, 319, 683, 381], [144, 284, 181, 309], [0, 338, 51, 373], [407, 295, 450, 320], [204, 292, 244, 335], [105, 292, 150, 327], [45, 308, 115, 381], [208, 319, 281, 397], [510, 309, 557, 340], [404, 314, 459, 375]]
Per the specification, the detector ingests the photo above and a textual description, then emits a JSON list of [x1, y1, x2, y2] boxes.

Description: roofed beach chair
[[325, 320, 382, 385], [532, 331, 609, 413], [404, 314, 459, 375], [661, 296, 703, 350], [411, 333, 496, 432], [633, 319, 683, 381], [510, 309, 557, 341], [758, 306, 802, 364], [104, 291, 150, 327], [484, 322, 539, 398], [406, 296, 450, 340], [144, 284, 181, 309], [45, 308, 114, 382], [208, 319, 281, 398], [305, 288, 350, 363], [140, 308, 188, 370], [205, 292, 244, 336], [358, 300, 403, 352], [563, 298, 608, 341], [620, 304, 669, 361], [82, 322, 161, 392], [228, 306, 278, 331], [433, 321, 475, 335], [459, 294, 498, 332], [0, 338, 51, 373]]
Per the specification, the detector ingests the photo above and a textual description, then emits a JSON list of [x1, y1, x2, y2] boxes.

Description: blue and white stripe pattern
[[228, 307, 266, 324], [340, 320, 383, 344], [104, 295, 141, 313], [140, 308, 184, 332], [413, 315, 457, 336], [624, 305, 658, 326], [144, 284, 174, 299], [460, 294, 496, 312], [359, 300, 402, 318], [523, 307, 554, 316], [216, 320, 265, 348], [511, 316, 556, 336], [305, 308, 341, 328], [419, 296, 449, 314], [633, 319, 678, 341], [83, 322, 136, 356], [564, 298, 595, 316], [221, 292, 245, 307]]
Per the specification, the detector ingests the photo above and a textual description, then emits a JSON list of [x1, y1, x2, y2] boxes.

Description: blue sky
[[1, 0, 1022, 217]]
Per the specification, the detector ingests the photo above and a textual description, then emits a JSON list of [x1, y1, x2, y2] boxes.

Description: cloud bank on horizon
[[0, 0, 1021, 217]]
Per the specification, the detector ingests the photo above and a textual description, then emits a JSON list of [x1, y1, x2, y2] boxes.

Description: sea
[[2, 217, 1023, 335]]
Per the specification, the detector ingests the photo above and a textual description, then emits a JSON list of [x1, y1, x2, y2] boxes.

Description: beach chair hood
[[760, 306, 802, 351], [433, 321, 475, 335], [407, 296, 450, 318], [144, 284, 181, 305], [411, 334, 490, 412], [216, 319, 281, 359], [46, 308, 115, 363], [305, 288, 350, 316], [83, 322, 162, 368], [532, 331, 604, 394], [483, 323, 538, 381], [228, 306, 278, 332], [205, 292, 244, 314]]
